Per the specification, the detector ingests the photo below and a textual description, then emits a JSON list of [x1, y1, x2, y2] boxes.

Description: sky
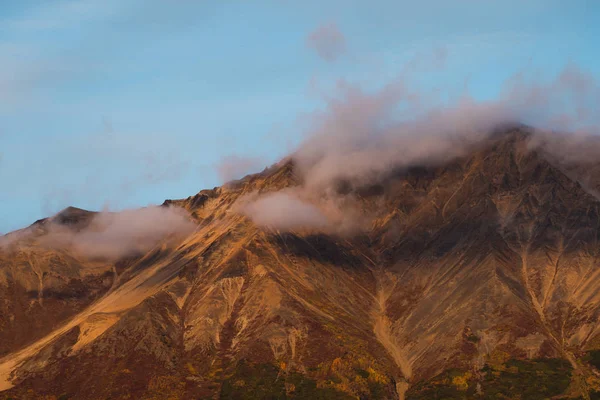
[[1, 0, 599, 233]]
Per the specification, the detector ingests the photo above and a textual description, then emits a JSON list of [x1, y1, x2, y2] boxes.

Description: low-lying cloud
[[236, 191, 328, 231], [294, 65, 600, 191], [0, 228, 31, 250], [1, 206, 196, 260], [235, 187, 369, 234], [237, 64, 600, 233]]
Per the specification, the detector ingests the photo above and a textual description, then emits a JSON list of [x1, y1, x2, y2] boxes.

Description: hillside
[[3, 128, 600, 399]]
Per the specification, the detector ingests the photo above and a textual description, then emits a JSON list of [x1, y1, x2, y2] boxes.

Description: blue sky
[[1, 0, 599, 233]]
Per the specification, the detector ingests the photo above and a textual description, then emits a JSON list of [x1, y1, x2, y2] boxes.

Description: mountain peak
[[3, 127, 600, 399], [51, 206, 95, 227]]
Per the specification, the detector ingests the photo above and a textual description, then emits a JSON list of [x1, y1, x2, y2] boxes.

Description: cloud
[[5, 206, 197, 260], [236, 64, 600, 234], [0, 228, 32, 250], [306, 22, 346, 62], [216, 154, 266, 183], [236, 191, 328, 231], [235, 187, 369, 234], [293, 65, 600, 191]]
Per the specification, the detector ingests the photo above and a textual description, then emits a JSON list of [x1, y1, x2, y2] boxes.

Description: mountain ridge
[[3, 128, 600, 399]]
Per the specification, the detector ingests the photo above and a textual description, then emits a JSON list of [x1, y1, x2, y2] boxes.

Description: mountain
[[3, 127, 600, 399]]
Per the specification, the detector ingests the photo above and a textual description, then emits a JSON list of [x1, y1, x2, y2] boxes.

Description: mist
[[236, 191, 329, 231], [237, 65, 600, 232], [1, 206, 196, 260], [294, 65, 600, 191], [217, 154, 266, 183]]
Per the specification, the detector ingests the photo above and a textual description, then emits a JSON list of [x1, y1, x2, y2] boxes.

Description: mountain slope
[[3, 128, 600, 399]]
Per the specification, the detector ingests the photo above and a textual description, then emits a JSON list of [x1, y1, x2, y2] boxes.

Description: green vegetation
[[407, 368, 477, 399], [481, 358, 571, 399], [466, 334, 480, 343], [584, 350, 600, 370], [355, 367, 370, 379], [407, 358, 572, 399], [219, 361, 355, 400]]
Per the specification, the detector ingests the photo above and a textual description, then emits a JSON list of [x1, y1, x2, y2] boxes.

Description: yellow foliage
[[233, 380, 246, 388], [332, 382, 351, 394], [285, 382, 296, 394], [354, 375, 368, 388], [280, 361, 287, 371], [147, 375, 186, 400], [208, 367, 223, 379], [488, 349, 510, 366], [452, 372, 472, 391], [331, 357, 343, 371], [186, 362, 198, 375], [366, 367, 389, 384], [586, 375, 600, 391]]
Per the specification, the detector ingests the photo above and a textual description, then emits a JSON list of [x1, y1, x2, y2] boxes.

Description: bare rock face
[[3, 128, 600, 399]]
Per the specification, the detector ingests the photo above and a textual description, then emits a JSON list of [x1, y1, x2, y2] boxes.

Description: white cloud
[[236, 191, 328, 231], [37, 206, 196, 259]]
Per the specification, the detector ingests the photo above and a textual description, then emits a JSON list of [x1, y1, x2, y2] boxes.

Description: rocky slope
[[2, 128, 600, 399]]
